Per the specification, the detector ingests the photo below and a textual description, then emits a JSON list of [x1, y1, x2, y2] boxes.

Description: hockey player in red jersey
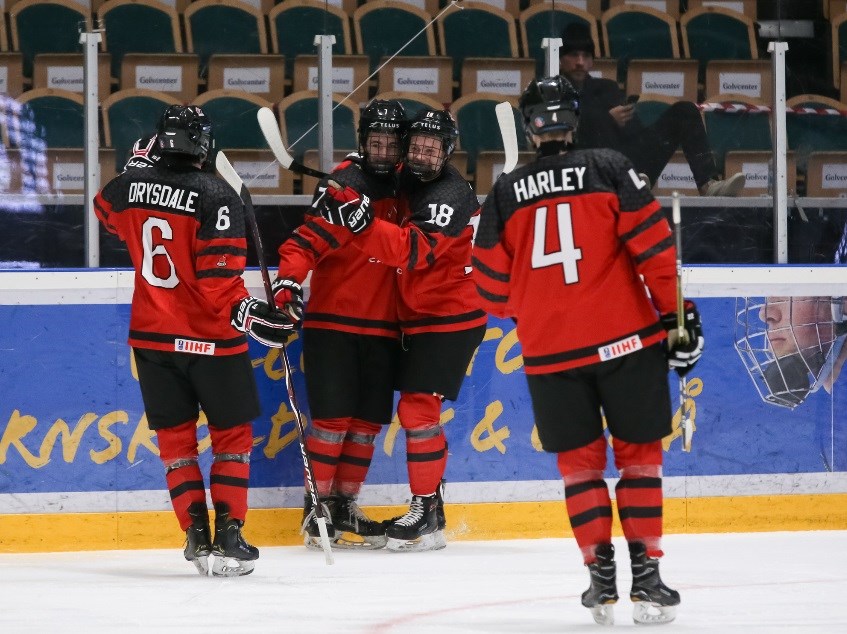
[[316, 108, 486, 552], [273, 99, 407, 549], [472, 77, 704, 624], [94, 105, 297, 577]]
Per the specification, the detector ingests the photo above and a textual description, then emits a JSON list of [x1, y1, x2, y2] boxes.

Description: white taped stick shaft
[[495, 101, 519, 175]]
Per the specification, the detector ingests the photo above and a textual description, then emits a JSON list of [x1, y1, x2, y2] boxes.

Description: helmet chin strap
[[537, 140, 572, 157]]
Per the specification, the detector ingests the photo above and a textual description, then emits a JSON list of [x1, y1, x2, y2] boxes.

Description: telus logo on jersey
[[128, 182, 199, 213], [598, 334, 642, 361], [175, 339, 216, 355], [513, 167, 586, 203]]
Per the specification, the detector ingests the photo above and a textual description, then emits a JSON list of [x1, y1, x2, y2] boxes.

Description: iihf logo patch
[[177, 340, 185, 351]]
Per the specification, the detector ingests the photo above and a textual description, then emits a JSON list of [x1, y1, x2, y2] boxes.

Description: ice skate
[[385, 494, 445, 552], [629, 542, 680, 625], [183, 502, 211, 576], [301, 494, 336, 550], [331, 494, 387, 549], [581, 543, 618, 626], [210, 504, 259, 577]]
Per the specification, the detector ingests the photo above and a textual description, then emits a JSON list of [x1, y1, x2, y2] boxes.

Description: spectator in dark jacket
[[560, 22, 745, 196]]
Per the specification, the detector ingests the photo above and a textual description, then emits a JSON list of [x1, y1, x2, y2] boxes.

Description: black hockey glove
[[231, 297, 296, 348], [315, 180, 373, 234], [271, 277, 304, 325], [660, 299, 704, 377]]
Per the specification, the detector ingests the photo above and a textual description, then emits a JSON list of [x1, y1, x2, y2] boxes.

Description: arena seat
[[9, 0, 90, 79], [354, 1, 434, 72]]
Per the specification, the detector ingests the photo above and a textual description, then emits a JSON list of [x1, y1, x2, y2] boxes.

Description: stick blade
[[215, 151, 243, 193], [495, 101, 519, 175], [257, 107, 293, 169]]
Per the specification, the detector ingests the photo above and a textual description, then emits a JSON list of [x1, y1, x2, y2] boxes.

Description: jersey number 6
[[531, 203, 583, 285]]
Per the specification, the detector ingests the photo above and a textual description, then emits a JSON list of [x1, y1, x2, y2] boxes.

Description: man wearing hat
[[559, 22, 745, 197]]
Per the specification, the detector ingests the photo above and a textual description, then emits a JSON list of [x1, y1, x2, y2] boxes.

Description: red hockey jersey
[[277, 157, 400, 338], [472, 148, 676, 374], [94, 162, 250, 356], [350, 164, 487, 334]]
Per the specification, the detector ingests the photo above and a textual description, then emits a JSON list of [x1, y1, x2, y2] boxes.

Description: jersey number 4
[[531, 203, 582, 284]]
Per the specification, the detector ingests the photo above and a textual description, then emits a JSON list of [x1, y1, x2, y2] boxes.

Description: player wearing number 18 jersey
[[316, 108, 486, 551], [95, 105, 294, 577], [473, 77, 704, 625]]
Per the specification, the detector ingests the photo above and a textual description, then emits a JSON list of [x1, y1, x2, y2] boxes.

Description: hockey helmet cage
[[358, 99, 407, 175], [519, 75, 580, 140], [156, 105, 214, 166], [405, 108, 458, 180]]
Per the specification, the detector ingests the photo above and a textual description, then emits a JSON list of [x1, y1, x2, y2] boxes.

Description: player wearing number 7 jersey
[[316, 108, 486, 551], [472, 77, 701, 625], [94, 105, 296, 578]]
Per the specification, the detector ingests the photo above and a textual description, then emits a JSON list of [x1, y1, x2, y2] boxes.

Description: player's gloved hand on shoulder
[[660, 299, 704, 377], [315, 179, 373, 234], [231, 297, 296, 348], [271, 277, 304, 325]]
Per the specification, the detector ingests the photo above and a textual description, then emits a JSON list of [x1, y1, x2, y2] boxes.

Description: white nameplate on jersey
[[233, 161, 280, 189], [308, 66, 354, 93], [656, 164, 696, 191], [47, 66, 83, 92], [175, 339, 216, 355], [0, 68, 8, 94], [641, 72, 685, 97], [53, 162, 84, 191], [718, 72, 762, 99], [598, 334, 642, 361], [822, 164, 847, 191], [128, 182, 199, 213], [476, 70, 522, 95], [393, 67, 439, 94], [513, 166, 586, 203], [224, 67, 270, 93], [136, 65, 183, 92]]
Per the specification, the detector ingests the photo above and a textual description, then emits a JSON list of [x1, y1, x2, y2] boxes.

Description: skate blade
[[331, 531, 387, 550], [588, 603, 615, 626], [632, 601, 676, 625], [189, 555, 210, 576], [211, 556, 255, 577], [386, 530, 446, 553]]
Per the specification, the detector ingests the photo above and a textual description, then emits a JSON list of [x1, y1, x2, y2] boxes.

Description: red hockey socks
[[305, 417, 350, 496], [209, 423, 253, 522], [398, 392, 446, 496], [557, 436, 612, 564], [333, 418, 381, 497], [157, 420, 205, 531], [613, 438, 664, 558]]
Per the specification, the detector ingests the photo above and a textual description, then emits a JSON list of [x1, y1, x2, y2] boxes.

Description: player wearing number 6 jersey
[[94, 105, 295, 577], [473, 77, 703, 625], [317, 108, 486, 552]]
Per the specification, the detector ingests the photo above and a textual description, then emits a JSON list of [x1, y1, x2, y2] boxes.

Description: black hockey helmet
[[519, 75, 580, 140], [358, 99, 407, 175], [156, 105, 214, 167], [405, 108, 458, 180]]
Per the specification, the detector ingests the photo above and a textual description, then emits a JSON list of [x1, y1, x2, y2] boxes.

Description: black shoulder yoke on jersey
[[476, 148, 654, 248], [99, 162, 245, 241], [309, 157, 397, 211], [402, 163, 478, 238]]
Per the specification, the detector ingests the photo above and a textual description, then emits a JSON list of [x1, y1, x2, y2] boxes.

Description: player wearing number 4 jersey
[[473, 77, 704, 625], [317, 108, 486, 552], [95, 105, 296, 578]]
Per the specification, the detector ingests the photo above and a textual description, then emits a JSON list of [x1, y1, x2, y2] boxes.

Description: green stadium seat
[[268, 0, 351, 79], [450, 92, 526, 174], [437, 2, 519, 82], [520, 4, 600, 77], [17, 87, 86, 147], [9, 0, 90, 78], [101, 88, 173, 170], [184, 0, 267, 76], [276, 90, 359, 164], [354, 1, 434, 72], [680, 7, 758, 78]]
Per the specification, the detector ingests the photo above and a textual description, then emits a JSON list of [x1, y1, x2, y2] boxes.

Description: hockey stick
[[216, 151, 335, 565], [495, 101, 519, 175], [672, 192, 693, 453], [257, 107, 329, 180]]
